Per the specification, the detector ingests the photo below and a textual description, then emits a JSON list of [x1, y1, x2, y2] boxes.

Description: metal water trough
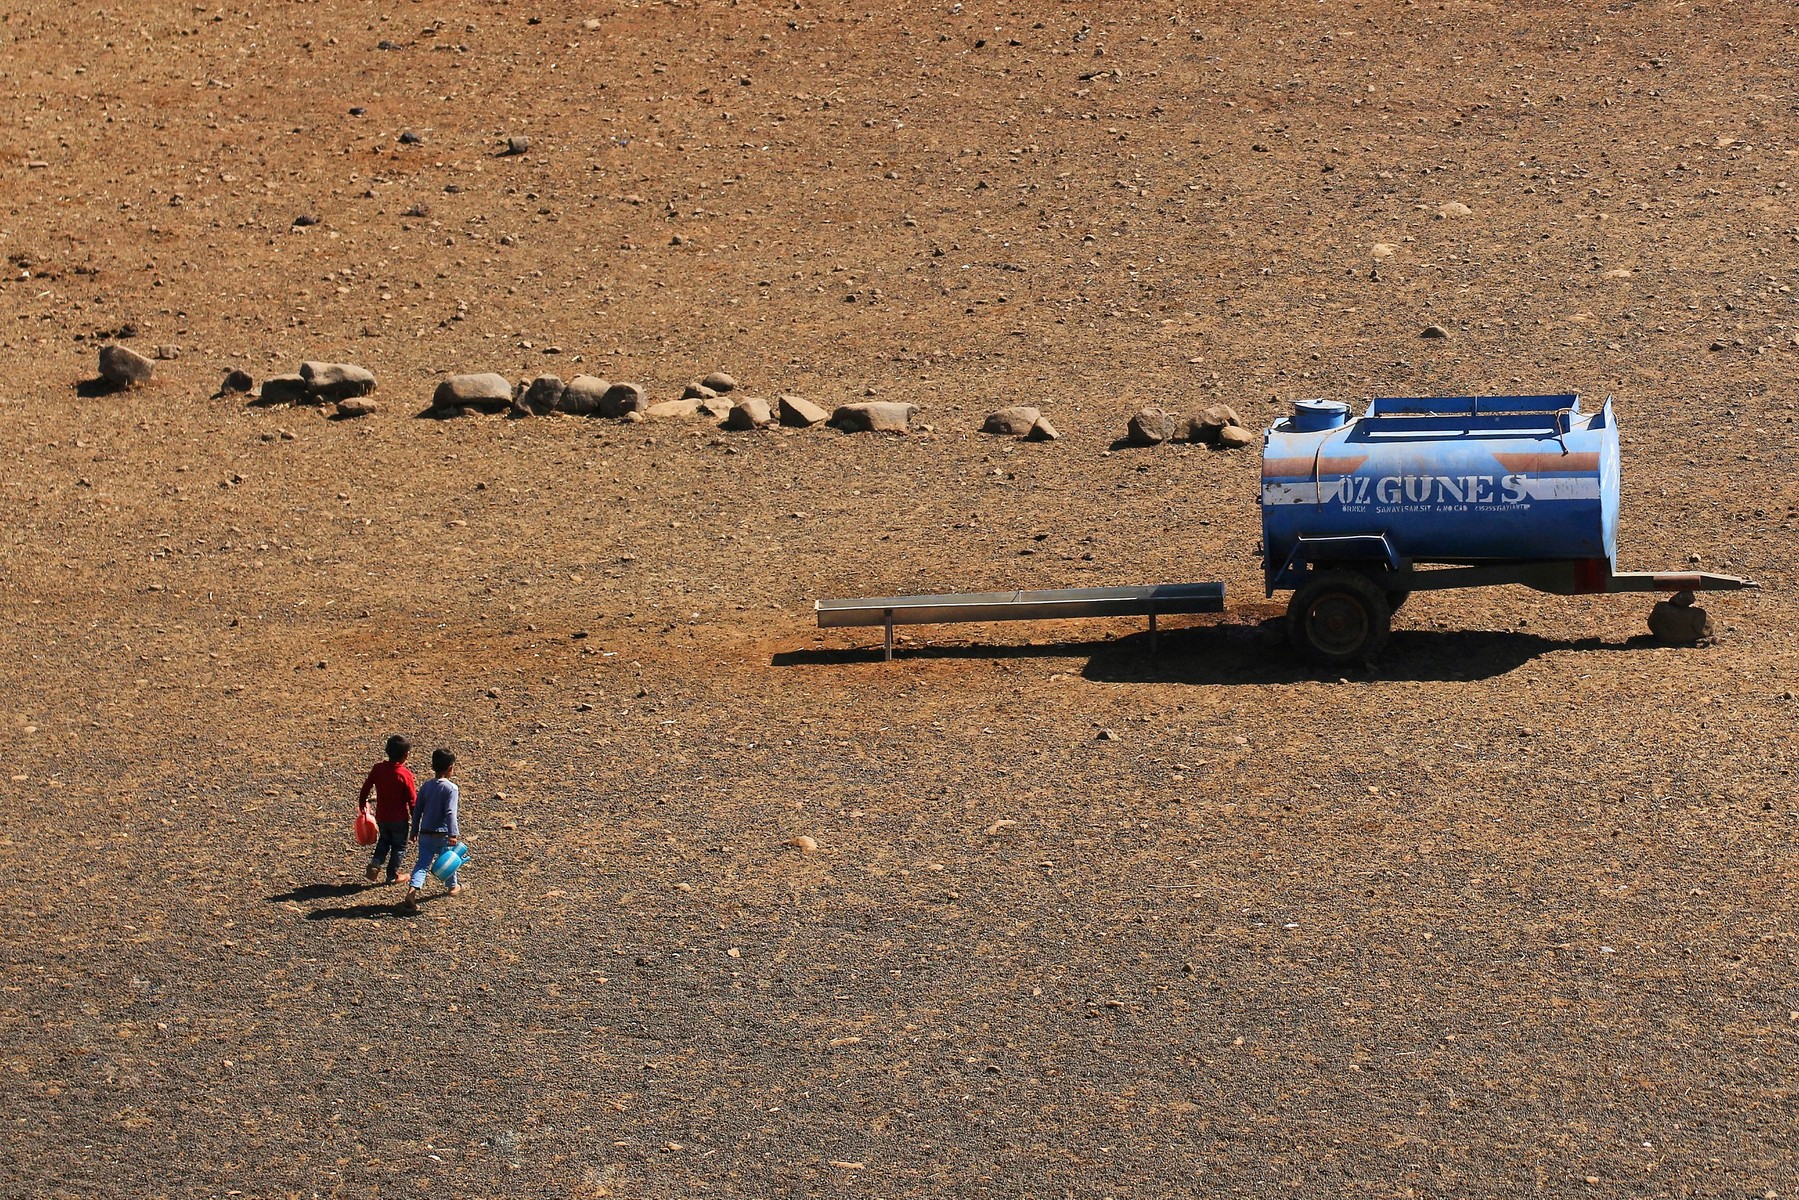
[[815, 582, 1225, 660]]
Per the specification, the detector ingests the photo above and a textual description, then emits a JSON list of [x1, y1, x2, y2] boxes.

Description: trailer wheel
[[1288, 570, 1392, 664]]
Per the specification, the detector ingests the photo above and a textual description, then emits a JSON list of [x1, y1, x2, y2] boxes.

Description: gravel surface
[[2, 2, 1796, 1197]]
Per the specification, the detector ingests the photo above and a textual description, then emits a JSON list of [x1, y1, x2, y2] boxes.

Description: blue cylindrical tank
[[1261, 394, 1620, 592]]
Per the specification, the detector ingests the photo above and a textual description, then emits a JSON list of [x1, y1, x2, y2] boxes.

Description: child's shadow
[[305, 893, 445, 921], [266, 882, 365, 903]]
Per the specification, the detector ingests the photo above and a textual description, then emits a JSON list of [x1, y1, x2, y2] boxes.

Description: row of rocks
[[107, 346, 1243, 447], [1127, 404, 1255, 449]]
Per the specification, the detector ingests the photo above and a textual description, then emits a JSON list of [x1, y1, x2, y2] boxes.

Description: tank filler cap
[[1290, 399, 1349, 432]]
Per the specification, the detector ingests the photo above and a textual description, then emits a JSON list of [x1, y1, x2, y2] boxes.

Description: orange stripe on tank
[[1262, 455, 1370, 478], [1492, 451, 1600, 474]]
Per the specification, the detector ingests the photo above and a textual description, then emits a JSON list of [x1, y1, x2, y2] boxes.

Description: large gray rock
[[982, 406, 1041, 436], [599, 382, 648, 417], [681, 383, 720, 401], [432, 373, 514, 412], [1182, 404, 1244, 445], [1026, 417, 1060, 442], [723, 397, 773, 430], [259, 374, 312, 405], [644, 398, 703, 420], [696, 393, 734, 419], [516, 374, 565, 416], [98, 344, 155, 388], [1648, 590, 1715, 645], [221, 369, 255, 394], [701, 371, 738, 394], [830, 401, 917, 433], [1127, 407, 1176, 446], [778, 394, 828, 427], [299, 361, 376, 400], [557, 375, 610, 415], [335, 397, 378, 418]]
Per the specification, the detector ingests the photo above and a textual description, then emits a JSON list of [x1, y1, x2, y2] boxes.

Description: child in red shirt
[[358, 735, 418, 885]]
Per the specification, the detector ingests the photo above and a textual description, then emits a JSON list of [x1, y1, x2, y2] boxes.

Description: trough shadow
[[772, 638, 1118, 668]]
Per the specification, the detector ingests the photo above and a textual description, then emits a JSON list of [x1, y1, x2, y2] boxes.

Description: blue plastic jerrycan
[[429, 839, 471, 883]]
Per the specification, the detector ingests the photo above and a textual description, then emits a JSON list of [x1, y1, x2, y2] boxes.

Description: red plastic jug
[[353, 809, 378, 846]]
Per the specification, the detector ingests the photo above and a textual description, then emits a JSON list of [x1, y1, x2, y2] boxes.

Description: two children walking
[[356, 735, 467, 913]]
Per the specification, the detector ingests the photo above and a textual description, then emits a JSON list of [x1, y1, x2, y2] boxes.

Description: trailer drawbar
[[816, 394, 1754, 664]]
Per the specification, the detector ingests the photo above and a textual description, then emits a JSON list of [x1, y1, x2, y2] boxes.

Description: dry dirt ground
[[3, 1, 1799, 1196]]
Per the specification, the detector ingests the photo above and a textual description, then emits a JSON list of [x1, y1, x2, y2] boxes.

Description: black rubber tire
[[1386, 590, 1410, 613], [1287, 570, 1393, 665]]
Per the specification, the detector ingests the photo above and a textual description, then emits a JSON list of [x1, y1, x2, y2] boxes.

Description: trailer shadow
[[1081, 624, 1647, 685]]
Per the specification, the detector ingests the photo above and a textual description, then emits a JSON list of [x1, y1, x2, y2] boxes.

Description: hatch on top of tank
[[1350, 393, 1607, 438], [1365, 393, 1580, 416]]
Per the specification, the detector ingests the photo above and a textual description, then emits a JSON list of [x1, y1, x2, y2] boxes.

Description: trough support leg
[[1148, 609, 1158, 654], [883, 609, 894, 662]]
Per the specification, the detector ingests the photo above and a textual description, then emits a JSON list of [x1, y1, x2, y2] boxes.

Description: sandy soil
[[2, 1, 1798, 1196]]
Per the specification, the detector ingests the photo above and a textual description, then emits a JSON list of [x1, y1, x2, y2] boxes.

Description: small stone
[[335, 397, 378, 418], [1421, 324, 1450, 338], [221, 369, 255, 394], [681, 383, 720, 401], [583, 18, 601, 30], [398, 131, 422, 145], [516, 374, 565, 416], [1126, 407, 1176, 446], [557, 375, 610, 415], [257, 374, 311, 405], [154, 345, 180, 361], [502, 135, 530, 156], [1436, 200, 1472, 218], [299, 361, 376, 400], [97, 344, 155, 388], [701, 371, 738, 394], [644, 398, 704, 420], [432, 373, 514, 411], [778, 394, 828, 427], [724, 397, 774, 430], [598, 381, 648, 418], [787, 835, 819, 853], [1096, 729, 1119, 741], [1026, 417, 1060, 442], [829, 401, 917, 433], [982, 406, 1041, 436], [1371, 242, 1395, 259], [1216, 425, 1257, 450], [292, 213, 320, 227]]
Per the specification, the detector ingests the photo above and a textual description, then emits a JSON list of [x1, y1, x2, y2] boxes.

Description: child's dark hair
[[385, 735, 411, 762], [431, 748, 457, 775]]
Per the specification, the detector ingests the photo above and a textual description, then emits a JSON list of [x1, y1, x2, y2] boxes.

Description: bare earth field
[[3, 1, 1798, 1196]]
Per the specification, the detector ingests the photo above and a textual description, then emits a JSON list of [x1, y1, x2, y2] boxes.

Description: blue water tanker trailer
[[1263, 393, 1750, 662], [815, 392, 1752, 662]]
